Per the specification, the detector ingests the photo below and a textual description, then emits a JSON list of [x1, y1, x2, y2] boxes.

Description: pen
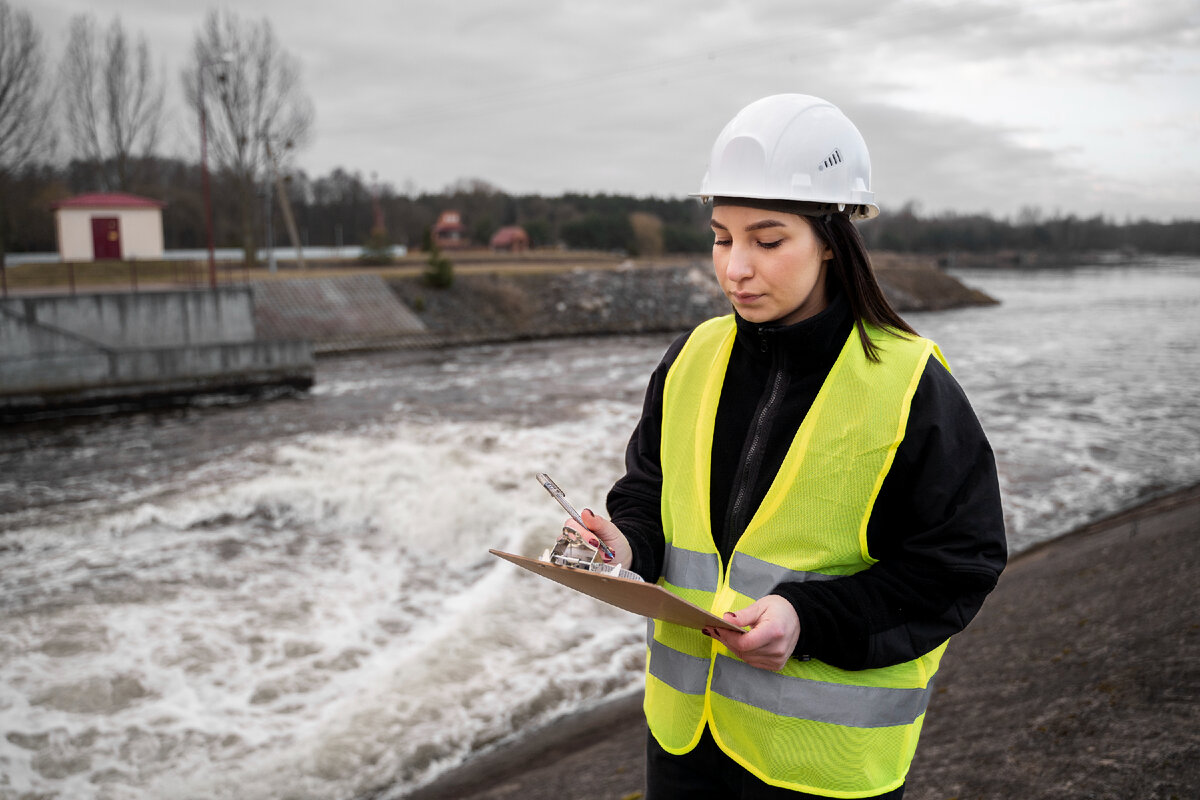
[[535, 472, 616, 560]]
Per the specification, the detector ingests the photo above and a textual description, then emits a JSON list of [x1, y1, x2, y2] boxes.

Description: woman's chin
[[734, 305, 781, 324]]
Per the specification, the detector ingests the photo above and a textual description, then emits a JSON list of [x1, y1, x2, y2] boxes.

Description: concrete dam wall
[[1, 287, 313, 416]]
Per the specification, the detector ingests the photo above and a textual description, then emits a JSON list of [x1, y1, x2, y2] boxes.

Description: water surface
[[2, 257, 1197, 799]]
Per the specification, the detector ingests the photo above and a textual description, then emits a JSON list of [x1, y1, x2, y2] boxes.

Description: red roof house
[[51, 192, 166, 262], [432, 210, 468, 251], [489, 225, 530, 253]]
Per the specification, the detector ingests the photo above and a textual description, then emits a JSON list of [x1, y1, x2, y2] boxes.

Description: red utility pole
[[201, 97, 216, 290]]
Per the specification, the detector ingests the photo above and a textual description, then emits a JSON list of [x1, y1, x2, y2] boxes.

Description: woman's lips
[[733, 291, 763, 303]]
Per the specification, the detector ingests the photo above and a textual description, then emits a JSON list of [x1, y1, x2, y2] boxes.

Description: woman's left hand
[[705, 595, 801, 672]]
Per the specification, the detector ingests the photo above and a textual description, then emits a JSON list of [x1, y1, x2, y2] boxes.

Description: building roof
[[52, 192, 166, 210], [433, 209, 466, 233], [490, 226, 529, 246]]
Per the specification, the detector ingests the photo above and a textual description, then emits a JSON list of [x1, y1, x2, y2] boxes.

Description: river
[[1, 257, 1198, 799]]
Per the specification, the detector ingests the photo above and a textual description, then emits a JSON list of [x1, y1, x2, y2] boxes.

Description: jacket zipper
[[725, 330, 789, 544]]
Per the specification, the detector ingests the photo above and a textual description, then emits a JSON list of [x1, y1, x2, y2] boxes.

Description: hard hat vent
[[818, 149, 843, 172]]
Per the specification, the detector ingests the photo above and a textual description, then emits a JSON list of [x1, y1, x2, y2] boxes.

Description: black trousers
[[646, 727, 905, 800]]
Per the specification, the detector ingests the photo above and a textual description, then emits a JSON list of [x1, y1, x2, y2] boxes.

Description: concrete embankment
[[252, 274, 430, 351], [0, 287, 313, 418]]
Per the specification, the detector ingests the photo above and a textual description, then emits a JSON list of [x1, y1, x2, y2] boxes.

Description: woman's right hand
[[564, 509, 634, 571]]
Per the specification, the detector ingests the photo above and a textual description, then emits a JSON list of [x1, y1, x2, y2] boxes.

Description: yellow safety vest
[[646, 314, 948, 798]]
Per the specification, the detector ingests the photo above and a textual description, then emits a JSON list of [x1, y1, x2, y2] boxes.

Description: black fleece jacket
[[606, 293, 1007, 671]]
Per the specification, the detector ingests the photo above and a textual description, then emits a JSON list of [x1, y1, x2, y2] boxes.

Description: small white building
[[52, 192, 166, 262]]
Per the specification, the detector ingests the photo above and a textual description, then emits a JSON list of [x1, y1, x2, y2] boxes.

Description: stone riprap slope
[[387, 259, 994, 348]]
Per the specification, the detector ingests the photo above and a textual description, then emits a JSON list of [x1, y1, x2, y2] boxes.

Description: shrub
[[423, 241, 454, 288], [358, 227, 394, 265]]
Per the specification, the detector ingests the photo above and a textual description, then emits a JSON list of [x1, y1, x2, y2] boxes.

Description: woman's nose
[[725, 244, 754, 281]]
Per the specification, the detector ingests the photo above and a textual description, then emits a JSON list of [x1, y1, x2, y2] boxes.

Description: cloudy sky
[[25, 0, 1200, 220]]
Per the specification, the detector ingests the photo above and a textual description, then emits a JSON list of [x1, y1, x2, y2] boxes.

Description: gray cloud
[[852, 101, 1088, 215]]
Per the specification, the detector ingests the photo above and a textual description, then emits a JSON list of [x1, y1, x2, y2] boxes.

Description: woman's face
[[710, 204, 833, 327]]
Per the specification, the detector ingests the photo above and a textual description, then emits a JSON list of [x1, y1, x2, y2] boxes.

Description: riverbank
[[400, 482, 1200, 800], [383, 254, 994, 351]]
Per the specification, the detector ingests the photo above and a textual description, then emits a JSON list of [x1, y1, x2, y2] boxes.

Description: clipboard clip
[[539, 526, 643, 582], [535, 472, 617, 561]]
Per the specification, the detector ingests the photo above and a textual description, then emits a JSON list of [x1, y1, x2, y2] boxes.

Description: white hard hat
[[693, 94, 879, 220]]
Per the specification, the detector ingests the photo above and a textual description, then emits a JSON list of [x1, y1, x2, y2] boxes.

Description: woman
[[569, 94, 1006, 799]]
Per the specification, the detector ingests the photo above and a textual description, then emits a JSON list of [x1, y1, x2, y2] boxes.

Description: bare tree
[[182, 10, 313, 265], [58, 13, 165, 191], [0, 0, 56, 271]]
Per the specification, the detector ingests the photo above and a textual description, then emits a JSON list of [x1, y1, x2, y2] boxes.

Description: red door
[[91, 217, 122, 260]]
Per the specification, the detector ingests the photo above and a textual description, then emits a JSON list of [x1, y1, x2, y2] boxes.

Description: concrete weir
[[0, 287, 313, 417]]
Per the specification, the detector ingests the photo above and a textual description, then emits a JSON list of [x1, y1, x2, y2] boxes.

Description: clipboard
[[490, 549, 743, 632]]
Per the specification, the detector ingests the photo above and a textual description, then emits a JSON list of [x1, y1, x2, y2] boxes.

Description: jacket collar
[[733, 289, 853, 370]]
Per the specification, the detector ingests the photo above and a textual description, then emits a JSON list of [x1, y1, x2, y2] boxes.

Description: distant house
[[52, 192, 166, 262], [432, 210, 468, 250], [489, 225, 530, 253]]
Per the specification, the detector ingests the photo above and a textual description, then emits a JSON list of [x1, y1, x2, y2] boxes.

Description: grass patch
[[2, 260, 211, 291]]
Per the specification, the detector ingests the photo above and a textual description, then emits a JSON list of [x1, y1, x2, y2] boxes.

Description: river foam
[[2, 405, 653, 798]]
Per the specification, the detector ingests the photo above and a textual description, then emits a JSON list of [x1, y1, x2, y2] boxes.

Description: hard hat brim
[[691, 192, 880, 221]]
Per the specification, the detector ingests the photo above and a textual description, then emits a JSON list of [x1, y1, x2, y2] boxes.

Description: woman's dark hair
[[807, 212, 916, 362]]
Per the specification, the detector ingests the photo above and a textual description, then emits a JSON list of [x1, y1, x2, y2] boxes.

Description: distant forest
[[6, 156, 1200, 258]]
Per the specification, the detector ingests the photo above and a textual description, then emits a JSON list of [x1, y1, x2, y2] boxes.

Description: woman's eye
[[713, 238, 731, 247], [758, 240, 783, 250]]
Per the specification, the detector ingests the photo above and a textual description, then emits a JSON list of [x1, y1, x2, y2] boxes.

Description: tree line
[[6, 154, 1199, 259], [860, 203, 1200, 258]]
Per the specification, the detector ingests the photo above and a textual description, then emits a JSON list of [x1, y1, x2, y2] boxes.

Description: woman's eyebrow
[[710, 218, 788, 232], [744, 219, 787, 232]]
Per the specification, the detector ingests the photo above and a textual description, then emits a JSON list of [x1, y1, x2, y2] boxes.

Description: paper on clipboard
[[489, 549, 743, 632]]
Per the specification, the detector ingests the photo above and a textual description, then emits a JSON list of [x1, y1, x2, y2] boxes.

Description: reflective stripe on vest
[[647, 637, 710, 695], [711, 654, 936, 728], [648, 641, 933, 727], [726, 550, 837, 599], [662, 546, 720, 593], [645, 314, 948, 797]]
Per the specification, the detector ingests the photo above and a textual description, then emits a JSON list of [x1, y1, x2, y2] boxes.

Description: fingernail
[[583, 508, 594, 517], [587, 538, 600, 548]]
